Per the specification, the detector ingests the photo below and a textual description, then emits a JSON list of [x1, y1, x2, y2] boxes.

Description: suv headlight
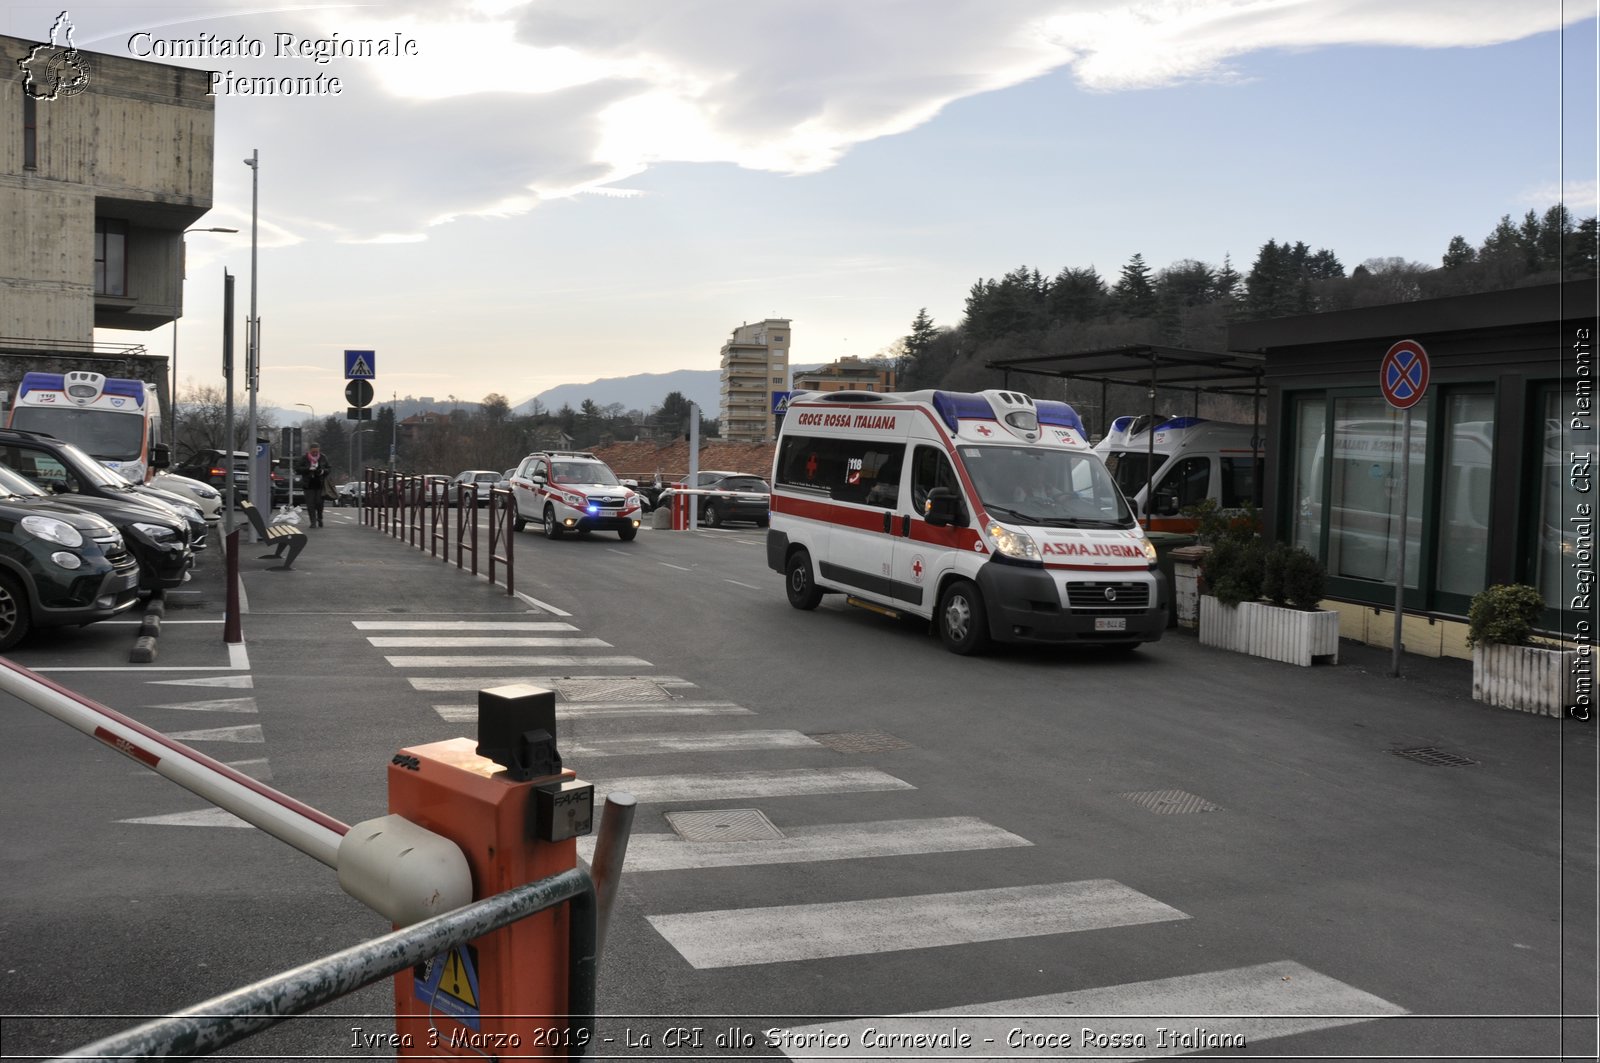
[[21, 514, 83, 548], [132, 522, 181, 542], [986, 521, 1041, 563]]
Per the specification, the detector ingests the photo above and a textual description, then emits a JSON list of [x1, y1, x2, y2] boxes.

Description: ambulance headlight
[[986, 521, 1041, 564], [1141, 537, 1158, 564]]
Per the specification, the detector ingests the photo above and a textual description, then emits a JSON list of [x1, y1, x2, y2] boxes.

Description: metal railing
[[359, 468, 515, 596]]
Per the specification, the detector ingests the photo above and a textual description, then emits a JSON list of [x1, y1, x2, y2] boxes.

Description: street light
[[293, 402, 314, 510], [171, 226, 237, 450]]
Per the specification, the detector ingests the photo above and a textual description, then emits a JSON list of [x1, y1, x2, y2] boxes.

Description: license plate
[[1094, 617, 1127, 632]]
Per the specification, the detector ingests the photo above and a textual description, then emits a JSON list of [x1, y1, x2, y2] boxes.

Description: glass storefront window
[[1435, 393, 1495, 597], [1290, 397, 1326, 554], [1534, 390, 1573, 609], [1328, 398, 1426, 587]]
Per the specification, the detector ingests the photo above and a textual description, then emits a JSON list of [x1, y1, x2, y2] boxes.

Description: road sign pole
[[1391, 408, 1411, 678]]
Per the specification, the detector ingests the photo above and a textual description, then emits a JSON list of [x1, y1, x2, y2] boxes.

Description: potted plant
[[1196, 502, 1338, 666], [1468, 583, 1575, 716]]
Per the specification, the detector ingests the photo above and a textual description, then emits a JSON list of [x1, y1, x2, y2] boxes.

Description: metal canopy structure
[[986, 343, 1267, 513]]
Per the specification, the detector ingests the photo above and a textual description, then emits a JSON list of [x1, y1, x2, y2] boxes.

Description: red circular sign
[[1380, 339, 1430, 410]]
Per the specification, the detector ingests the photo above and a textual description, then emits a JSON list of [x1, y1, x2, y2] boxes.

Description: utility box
[[1170, 543, 1210, 631]]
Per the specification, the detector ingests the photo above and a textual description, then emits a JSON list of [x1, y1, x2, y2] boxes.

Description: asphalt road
[[0, 505, 1594, 1060]]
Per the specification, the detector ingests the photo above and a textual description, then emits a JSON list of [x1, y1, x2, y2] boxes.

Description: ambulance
[[7, 371, 167, 483], [1094, 415, 1263, 531], [767, 388, 1167, 654]]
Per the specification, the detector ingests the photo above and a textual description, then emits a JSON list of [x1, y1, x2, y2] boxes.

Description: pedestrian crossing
[[126, 606, 1408, 1056]]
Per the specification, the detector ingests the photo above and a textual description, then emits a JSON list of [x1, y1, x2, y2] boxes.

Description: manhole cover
[[1120, 789, 1222, 814], [810, 730, 912, 753], [665, 809, 783, 842], [1389, 746, 1478, 767], [552, 678, 672, 702]]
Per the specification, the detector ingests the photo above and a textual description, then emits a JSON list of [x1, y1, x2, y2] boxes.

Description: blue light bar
[[1035, 400, 1085, 435], [930, 391, 999, 433]]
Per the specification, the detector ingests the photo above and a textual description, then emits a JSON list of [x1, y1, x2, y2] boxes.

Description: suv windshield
[[959, 445, 1134, 528], [551, 461, 620, 486]]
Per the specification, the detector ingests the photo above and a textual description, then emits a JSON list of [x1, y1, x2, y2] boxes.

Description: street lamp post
[[293, 402, 314, 510], [171, 226, 237, 451]]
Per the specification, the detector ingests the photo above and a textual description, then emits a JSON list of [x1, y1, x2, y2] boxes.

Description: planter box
[[1472, 643, 1576, 717], [1200, 595, 1340, 666]]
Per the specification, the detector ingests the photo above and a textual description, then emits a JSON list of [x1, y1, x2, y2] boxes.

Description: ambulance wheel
[[0, 572, 32, 651], [785, 550, 823, 610], [937, 580, 990, 655], [543, 504, 564, 539]]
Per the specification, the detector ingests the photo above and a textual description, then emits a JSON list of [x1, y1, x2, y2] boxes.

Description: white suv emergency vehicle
[[509, 451, 643, 541], [768, 389, 1167, 654]]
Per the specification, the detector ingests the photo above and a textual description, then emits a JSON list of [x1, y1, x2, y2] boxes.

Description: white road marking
[[513, 591, 570, 616], [649, 880, 1187, 970], [658, 562, 692, 571], [578, 816, 1029, 872], [385, 655, 652, 668], [564, 729, 820, 756], [410, 675, 693, 691], [118, 808, 253, 828], [150, 675, 254, 688], [771, 960, 1407, 1058], [723, 579, 761, 590], [367, 636, 610, 648], [591, 767, 914, 804], [165, 724, 264, 743], [147, 697, 257, 714], [352, 621, 579, 631], [433, 702, 753, 722]]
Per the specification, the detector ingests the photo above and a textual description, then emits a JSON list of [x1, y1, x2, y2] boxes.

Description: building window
[[1289, 396, 1325, 553], [1434, 391, 1494, 598], [23, 94, 37, 170], [1327, 396, 1425, 588], [1532, 388, 1572, 610], [95, 219, 127, 296]]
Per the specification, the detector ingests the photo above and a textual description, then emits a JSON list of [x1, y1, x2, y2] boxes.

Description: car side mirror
[[1149, 491, 1179, 516], [532, 472, 547, 484], [924, 486, 967, 528]]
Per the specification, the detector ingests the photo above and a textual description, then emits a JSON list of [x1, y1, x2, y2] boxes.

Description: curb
[[129, 590, 165, 663]]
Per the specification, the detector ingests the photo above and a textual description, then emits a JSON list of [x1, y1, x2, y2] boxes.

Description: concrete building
[[793, 354, 897, 394], [719, 318, 790, 442], [0, 30, 215, 413]]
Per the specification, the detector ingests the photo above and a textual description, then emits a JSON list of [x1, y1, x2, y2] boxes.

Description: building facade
[[1232, 279, 1595, 659], [719, 318, 790, 442], [1, 30, 215, 413], [792, 355, 896, 394]]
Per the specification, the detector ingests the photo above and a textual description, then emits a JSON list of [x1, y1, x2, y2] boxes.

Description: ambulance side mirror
[[1149, 490, 1179, 516], [150, 442, 171, 470], [924, 486, 967, 527]]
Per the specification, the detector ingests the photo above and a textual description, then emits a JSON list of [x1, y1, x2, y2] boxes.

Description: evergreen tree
[[1046, 266, 1106, 323], [1442, 235, 1476, 269], [903, 308, 938, 385], [1480, 214, 1521, 260], [1112, 253, 1156, 317], [1213, 254, 1242, 304], [1245, 239, 1290, 318], [1517, 209, 1544, 272], [1538, 204, 1573, 271], [1569, 216, 1599, 276]]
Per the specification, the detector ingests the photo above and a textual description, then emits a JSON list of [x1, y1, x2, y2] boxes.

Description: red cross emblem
[[975, 424, 992, 436], [912, 558, 923, 578], [805, 453, 818, 479]]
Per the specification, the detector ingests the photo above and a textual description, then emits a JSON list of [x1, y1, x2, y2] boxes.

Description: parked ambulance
[[1094, 415, 1263, 531], [767, 388, 1167, 654]]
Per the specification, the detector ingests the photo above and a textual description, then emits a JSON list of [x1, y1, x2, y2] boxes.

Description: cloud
[[95, 1, 1585, 240]]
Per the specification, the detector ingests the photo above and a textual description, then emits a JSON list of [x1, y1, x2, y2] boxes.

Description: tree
[[903, 308, 939, 386], [1213, 255, 1242, 304], [1442, 235, 1476, 269], [1047, 266, 1106, 323], [1569, 216, 1598, 276], [1112, 253, 1156, 318]]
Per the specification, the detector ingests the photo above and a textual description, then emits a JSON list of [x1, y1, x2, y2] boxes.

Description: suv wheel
[[543, 504, 564, 539], [0, 571, 33, 651], [618, 526, 638, 542], [512, 498, 528, 532], [703, 502, 722, 528]]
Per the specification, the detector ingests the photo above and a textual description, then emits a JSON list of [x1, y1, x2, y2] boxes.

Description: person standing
[[296, 442, 333, 528]]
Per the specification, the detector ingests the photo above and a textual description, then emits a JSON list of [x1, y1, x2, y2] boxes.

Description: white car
[[508, 450, 643, 541], [148, 471, 223, 525], [450, 469, 502, 507]]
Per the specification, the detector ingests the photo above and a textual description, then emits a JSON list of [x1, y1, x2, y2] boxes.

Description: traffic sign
[[346, 406, 372, 421], [771, 390, 791, 415], [344, 350, 376, 380], [1379, 339, 1429, 410], [345, 378, 374, 408]]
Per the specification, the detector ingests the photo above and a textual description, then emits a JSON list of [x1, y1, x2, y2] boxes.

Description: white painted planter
[[1472, 643, 1576, 717], [1199, 595, 1340, 667]]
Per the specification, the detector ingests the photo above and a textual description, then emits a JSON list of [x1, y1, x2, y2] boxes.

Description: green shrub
[[1204, 535, 1265, 607], [1262, 542, 1327, 610], [1467, 583, 1547, 647]]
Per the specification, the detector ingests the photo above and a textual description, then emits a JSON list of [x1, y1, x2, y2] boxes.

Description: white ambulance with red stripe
[[767, 388, 1167, 654]]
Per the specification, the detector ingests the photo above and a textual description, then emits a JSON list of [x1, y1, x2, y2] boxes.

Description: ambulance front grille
[[1066, 581, 1149, 614]]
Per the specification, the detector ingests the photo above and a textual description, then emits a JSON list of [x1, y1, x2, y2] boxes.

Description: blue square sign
[[344, 350, 376, 380]]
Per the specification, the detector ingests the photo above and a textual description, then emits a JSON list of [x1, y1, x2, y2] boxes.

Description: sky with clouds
[[24, 0, 1597, 418]]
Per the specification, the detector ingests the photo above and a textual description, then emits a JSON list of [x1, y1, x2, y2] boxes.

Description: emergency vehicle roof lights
[[1035, 400, 1086, 435], [816, 391, 890, 403], [931, 391, 999, 433]]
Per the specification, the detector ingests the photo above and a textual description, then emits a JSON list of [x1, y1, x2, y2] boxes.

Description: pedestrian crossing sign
[[413, 943, 481, 1029], [344, 349, 376, 380]]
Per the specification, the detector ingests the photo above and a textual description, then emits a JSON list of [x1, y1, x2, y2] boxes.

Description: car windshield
[[0, 463, 47, 498], [551, 461, 620, 486], [959, 445, 1134, 528], [1100, 449, 1158, 499], [56, 440, 135, 488]]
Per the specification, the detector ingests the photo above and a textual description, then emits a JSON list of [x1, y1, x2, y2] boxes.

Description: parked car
[[334, 481, 367, 507], [656, 472, 771, 528], [0, 455, 192, 594], [507, 450, 644, 540], [450, 469, 502, 507], [171, 448, 251, 496], [0, 463, 142, 649], [148, 471, 223, 526]]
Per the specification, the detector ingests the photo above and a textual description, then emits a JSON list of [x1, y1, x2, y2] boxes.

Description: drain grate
[[809, 730, 912, 754], [1389, 746, 1478, 767], [1120, 789, 1222, 815], [665, 809, 783, 842], [552, 678, 672, 702]]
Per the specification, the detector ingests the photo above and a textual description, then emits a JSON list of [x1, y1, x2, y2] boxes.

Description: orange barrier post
[[670, 482, 689, 531], [389, 685, 593, 1055]]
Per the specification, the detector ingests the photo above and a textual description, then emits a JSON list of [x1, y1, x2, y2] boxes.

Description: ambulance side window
[[1220, 457, 1258, 507], [1156, 456, 1210, 509], [910, 446, 959, 515]]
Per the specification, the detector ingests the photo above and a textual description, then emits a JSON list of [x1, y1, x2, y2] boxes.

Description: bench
[[238, 501, 307, 569]]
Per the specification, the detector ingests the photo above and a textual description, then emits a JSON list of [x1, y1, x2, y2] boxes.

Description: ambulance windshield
[[960, 446, 1134, 527], [1100, 450, 1156, 500]]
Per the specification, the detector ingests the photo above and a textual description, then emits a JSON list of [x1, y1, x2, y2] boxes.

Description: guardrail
[[359, 469, 515, 596]]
